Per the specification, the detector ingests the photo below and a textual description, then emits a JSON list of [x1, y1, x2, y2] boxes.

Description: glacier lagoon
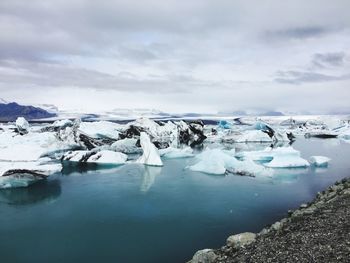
[[0, 137, 350, 263]]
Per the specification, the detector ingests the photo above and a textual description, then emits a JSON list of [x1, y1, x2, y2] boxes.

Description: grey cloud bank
[[0, 0, 349, 114]]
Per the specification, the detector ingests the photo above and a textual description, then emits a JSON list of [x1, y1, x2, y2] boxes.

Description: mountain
[[258, 111, 285, 116], [0, 102, 57, 121]]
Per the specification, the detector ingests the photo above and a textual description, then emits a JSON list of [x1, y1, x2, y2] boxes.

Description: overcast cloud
[[0, 0, 349, 114]]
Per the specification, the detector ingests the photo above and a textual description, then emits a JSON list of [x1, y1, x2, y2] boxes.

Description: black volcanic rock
[[0, 102, 56, 121]]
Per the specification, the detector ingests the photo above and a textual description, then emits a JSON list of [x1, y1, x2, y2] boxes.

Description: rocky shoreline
[[189, 177, 350, 263]]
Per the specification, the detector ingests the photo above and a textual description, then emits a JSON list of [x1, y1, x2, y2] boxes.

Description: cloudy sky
[[0, 0, 349, 114]]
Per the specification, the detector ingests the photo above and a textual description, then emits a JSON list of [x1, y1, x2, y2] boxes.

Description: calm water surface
[[0, 138, 349, 263]]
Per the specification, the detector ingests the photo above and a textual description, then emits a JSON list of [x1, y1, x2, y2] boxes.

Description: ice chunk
[[159, 147, 194, 159], [0, 161, 62, 189], [236, 147, 298, 162], [310, 156, 331, 167], [232, 130, 273, 143], [218, 120, 232, 129], [0, 130, 78, 161], [62, 150, 91, 162], [136, 132, 163, 166], [263, 147, 309, 168], [86, 150, 127, 164], [79, 121, 122, 139], [15, 117, 30, 134], [189, 148, 272, 176], [110, 138, 141, 154], [189, 149, 228, 174], [63, 150, 127, 165]]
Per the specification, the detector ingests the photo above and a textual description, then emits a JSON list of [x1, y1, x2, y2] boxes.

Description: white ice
[[189, 148, 272, 176], [110, 138, 141, 154], [310, 156, 331, 167], [262, 147, 310, 168], [136, 132, 163, 166], [15, 117, 30, 131], [86, 150, 127, 164], [159, 147, 194, 159], [0, 160, 62, 189], [63, 150, 127, 165], [79, 121, 123, 139]]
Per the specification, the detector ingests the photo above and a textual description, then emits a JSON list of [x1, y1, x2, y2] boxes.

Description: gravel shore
[[189, 177, 350, 263]]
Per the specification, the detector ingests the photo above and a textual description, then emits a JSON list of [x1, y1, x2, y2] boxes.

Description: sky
[[0, 0, 349, 114]]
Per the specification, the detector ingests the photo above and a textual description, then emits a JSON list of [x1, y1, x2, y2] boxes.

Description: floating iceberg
[[159, 147, 194, 159], [0, 161, 61, 189], [119, 118, 206, 148], [310, 156, 331, 167], [189, 149, 228, 174], [110, 138, 141, 154], [233, 130, 273, 143], [15, 117, 30, 134], [62, 150, 127, 165], [218, 120, 232, 129], [238, 147, 310, 168], [189, 148, 272, 176], [79, 121, 123, 140], [263, 147, 310, 168], [236, 147, 298, 162], [136, 132, 163, 166]]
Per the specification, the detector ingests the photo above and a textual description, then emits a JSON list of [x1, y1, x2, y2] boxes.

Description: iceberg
[[218, 120, 232, 129], [263, 147, 310, 168], [188, 148, 272, 176], [15, 117, 30, 134], [159, 147, 194, 159], [221, 130, 274, 143], [119, 118, 206, 148], [85, 150, 127, 164], [189, 149, 228, 174], [79, 121, 123, 140], [0, 129, 79, 161], [110, 138, 141, 154], [62, 150, 127, 165], [136, 132, 163, 166], [310, 156, 331, 167], [236, 147, 298, 162], [0, 161, 62, 189]]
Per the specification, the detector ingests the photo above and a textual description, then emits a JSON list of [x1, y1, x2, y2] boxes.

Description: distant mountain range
[[0, 100, 56, 121]]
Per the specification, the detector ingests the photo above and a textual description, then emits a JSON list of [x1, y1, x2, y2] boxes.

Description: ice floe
[[159, 147, 194, 159], [262, 147, 310, 168], [310, 156, 331, 167], [0, 160, 61, 189], [79, 121, 123, 140], [188, 148, 272, 176], [237, 146, 310, 168]]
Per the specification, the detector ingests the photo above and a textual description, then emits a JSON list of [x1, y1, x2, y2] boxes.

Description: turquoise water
[[0, 138, 349, 263]]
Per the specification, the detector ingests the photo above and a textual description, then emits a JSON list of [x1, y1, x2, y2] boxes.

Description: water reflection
[[140, 166, 162, 192], [0, 179, 61, 205]]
